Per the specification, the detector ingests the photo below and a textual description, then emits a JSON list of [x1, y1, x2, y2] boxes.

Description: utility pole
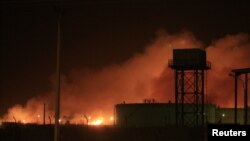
[[54, 7, 62, 141], [244, 74, 248, 125], [234, 75, 238, 124], [231, 68, 250, 125], [43, 103, 46, 125]]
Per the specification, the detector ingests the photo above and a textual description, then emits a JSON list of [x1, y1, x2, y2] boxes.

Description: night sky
[[1, 0, 250, 116]]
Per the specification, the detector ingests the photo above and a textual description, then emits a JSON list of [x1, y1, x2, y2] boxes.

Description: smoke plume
[[1, 31, 250, 124]]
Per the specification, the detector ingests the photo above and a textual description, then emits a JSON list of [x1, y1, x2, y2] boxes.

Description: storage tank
[[115, 103, 216, 127], [169, 48, 209, 70], [115, 103, 175, 127]]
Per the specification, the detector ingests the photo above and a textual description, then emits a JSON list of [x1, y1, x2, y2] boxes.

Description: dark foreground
[[0, 123, 206, 141]]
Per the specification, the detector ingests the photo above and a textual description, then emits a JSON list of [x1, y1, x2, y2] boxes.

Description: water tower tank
[[169, 48, 210, 70]]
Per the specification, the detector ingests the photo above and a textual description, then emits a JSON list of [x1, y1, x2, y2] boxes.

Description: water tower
[[168, 48, 211, 126]]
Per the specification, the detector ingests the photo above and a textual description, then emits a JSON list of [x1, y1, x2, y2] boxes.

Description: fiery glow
[[22, 120, 26, 124], [1, 32, 250, 124], [110, 116, 114, 121], [89, 117, 104, 126]]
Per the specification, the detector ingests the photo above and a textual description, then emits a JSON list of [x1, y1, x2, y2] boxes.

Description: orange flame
[[1, 32, 250, 124]]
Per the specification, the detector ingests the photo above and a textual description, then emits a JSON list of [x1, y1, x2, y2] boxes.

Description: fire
[[22, 120, 26, 124], [1, 32, 250, 124], [110, 116, 114, 121], [89, 117, 104, 125], [0, 111, 114, 126]]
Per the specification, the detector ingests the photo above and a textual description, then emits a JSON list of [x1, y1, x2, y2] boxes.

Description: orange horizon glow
[[0, 114, 114, 126], [1, 33, 250, 126], [88, 117, 104, 125]]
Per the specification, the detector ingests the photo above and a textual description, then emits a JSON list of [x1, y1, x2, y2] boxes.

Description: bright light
[[110, 116, 114, 121], [89, 117, 103, 125], [222, 113, 226, 117], [3, 113, 114, 125]]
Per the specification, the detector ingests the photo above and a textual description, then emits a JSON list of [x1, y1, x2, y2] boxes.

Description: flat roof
[[231, 68, 250, 74], [115, 103, 215, 107]]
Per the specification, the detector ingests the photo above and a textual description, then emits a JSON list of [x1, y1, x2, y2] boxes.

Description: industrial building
[[115, 102, 249, 127], [114, 48, 249, 127]]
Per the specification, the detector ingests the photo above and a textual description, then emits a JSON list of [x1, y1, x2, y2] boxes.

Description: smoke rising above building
[[1, 31, 250, 124]]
